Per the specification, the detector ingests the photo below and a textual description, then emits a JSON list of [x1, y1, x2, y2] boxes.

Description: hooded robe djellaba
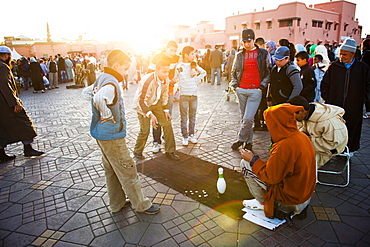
[[252, 104, 317, 217]]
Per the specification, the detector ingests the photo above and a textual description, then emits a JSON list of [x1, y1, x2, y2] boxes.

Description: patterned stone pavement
[[0, 79, 369, 246]]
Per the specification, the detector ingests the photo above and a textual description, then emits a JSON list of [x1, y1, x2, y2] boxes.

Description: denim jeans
[[179, 95, 197, 138], [235, 88, 262, 143], [211, 67, 221, 85], [60, 70, 67, 83], [22, 76, 31, 90]]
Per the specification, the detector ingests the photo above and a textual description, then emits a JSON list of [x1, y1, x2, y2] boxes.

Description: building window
[[279, 19, 293, 27], [344, 24, 349, 31], [334, 23, 338, 31], [325, 22, 332, 30], [312, 20, 323, 28], [297, 19, 301, 27], [267, 21, 272, 29], [255, 23, 260, 30], [178, 38, 182, 44], [184, 37, 188, 43], [234, 25, 237, 30]]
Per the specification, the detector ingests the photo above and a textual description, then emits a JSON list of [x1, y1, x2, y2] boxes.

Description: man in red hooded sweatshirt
[[240, 103, 316, 225]]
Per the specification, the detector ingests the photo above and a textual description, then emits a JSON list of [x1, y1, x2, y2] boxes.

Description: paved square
[[0, 80, 369, 246]]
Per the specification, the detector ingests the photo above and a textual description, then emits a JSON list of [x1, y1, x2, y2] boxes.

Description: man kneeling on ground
[[240, 103, 316, 224], [288, 95, 348, 166]]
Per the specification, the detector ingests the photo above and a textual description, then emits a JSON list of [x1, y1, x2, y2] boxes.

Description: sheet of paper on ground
[[242, 207, 287, 230]]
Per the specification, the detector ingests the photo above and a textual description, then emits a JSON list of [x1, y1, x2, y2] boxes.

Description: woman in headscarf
[[308, 45, 317, 66], [29, 57, 45, 93], [266, 41, 277, 66], [295, 44, 306, 53], [314, 45, 330, 71]]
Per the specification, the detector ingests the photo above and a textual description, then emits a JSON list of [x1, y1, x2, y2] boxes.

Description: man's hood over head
[[264, 104, 304, 142]]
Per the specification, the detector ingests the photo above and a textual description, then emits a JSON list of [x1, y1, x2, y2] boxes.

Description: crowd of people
[[1, 27, 369, 223], [9, 53, 106, 93]]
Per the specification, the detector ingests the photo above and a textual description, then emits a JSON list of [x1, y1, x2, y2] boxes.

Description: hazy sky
[[2, 0, 368, 53]]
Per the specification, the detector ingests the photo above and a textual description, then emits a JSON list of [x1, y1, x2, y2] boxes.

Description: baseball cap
[[273, 46, 290, 60], [241, 29, 255, 42], [0, 46, 12, 54]]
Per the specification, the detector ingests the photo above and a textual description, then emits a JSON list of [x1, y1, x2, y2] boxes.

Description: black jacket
[[321, 59, 370, 111], [299, 63, 316, 102], [231, 45, 271, 91], [321, 58, 370, 151], [269, 62, 302, 104]]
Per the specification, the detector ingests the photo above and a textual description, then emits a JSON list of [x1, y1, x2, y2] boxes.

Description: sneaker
[[142, 205, 160, 215], [133, 152, 145, 160], [231, 141, 244, 150], [244, 143, 253, 151], [188, 135, 198, 144], [165, 152, 180, 161], [182, 137, 188, 146], [152, 142, 160, 153]]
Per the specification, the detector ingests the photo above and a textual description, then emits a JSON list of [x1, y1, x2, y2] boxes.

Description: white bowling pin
[[217, 167, 226, 194]]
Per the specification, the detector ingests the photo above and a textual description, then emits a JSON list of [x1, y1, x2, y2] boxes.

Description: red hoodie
[[252, 104, 316, 217]]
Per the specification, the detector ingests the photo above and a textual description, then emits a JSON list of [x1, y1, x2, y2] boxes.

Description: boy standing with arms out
[[133, 60, 180, 161], [85, 49, 159, 214], [176, 46, 206, 146], [295, 51, 316, 102], [268, 46, 302, 106], [147, 41, 180, 153]]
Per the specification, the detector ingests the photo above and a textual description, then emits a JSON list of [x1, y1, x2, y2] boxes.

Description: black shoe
[[133, 152, 145, 160], [165, 152, 180, 161], [296, 206, 308, 220], [0, 154, 16, 164], [231, 141, 244, 150], [23, 144, 44, 157], [24, 149, 44, 157], [244, 143, 253, 151], [142, 205, 160, 215]]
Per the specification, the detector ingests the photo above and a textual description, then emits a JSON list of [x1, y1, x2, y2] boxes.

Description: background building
[[170, 21, 228, 51], [171, 0, 362, 51], [226, 0, 361, 49], [3, 0, 363, 56], [3, 36, 132, 59]]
